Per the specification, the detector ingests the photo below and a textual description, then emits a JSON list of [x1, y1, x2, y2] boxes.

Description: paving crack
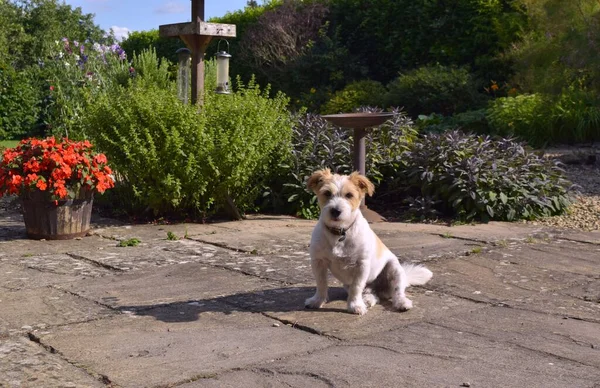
[[26, 331, 117, 387], [161, 246, 295, 285], [183, 236, 255, 254], [251, 367, 336, 387], [556, 236, 600, 246], [427, 319, 600, 369], [65, 252, 124, 272]]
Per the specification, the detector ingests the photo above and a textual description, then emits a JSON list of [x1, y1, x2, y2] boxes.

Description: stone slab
[[426, 252, 600, 321], [367, 230, 485, 261], [36, 302, 332, 388], [0, 336, 104, 388], [486, 239, 600, 276], [433, 306, 600, 368], [57, 263, 282, 310], [223, 287, 483, 340], [68, 239, 226, 272], [0, 253, 112, 278], [222, 322, 600, 388], [372, 220, 543, 244], [168, 239, 314, 284], [92, 215, 316, 254], [0, 263, 81, 291], [0, 235, 119, 262], [0, 287, 114, 335]]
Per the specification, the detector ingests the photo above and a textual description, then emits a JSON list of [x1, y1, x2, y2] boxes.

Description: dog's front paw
[[305, 295, 326, 309], [348, 300, 368, 315], [393, 296, 413, 312]]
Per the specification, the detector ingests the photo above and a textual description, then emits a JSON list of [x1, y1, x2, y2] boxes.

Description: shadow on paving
[[116, 286, 399, 323]]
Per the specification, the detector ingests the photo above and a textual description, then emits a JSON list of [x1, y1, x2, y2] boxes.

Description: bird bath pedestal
[[321, 112, 394, 223]]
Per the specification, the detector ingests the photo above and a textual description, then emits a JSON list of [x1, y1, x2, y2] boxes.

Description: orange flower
[[93, 154, 107, 165], [36, 179, 47, 191], [1, 137, 113, 199]]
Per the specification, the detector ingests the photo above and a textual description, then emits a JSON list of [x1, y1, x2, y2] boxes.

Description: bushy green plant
[[321, 80, 386, 114], [83, 82, 212, 217], [202, 74, 293, 216], [487, 88, 600, 146], [553, 86, 600, 143], [417, 110, 490, 134], [43, 38, 131, 139], [84, 60, 292, 219], [0, 63, 40, 139], [392, 130, 573, 222], [264, 108, 416, 218], [487, 94, 552, 146], [385, 65, 484, 117]]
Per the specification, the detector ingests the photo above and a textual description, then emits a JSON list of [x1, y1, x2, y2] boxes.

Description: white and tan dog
[[305, 169, 433, 315]]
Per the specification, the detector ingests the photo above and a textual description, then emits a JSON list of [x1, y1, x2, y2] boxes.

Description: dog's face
[[307, 169, 374, 225]]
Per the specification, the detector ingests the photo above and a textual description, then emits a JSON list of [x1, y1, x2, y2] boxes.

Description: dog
[[304, 168, 433, 315]]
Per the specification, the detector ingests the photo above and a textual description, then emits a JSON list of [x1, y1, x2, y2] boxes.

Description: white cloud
[[154, 1, 187, 14], [110, 26, 131, 41]]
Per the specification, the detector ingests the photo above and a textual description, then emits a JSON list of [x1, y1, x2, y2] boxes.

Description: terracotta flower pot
[[21, 190, 94, 240]]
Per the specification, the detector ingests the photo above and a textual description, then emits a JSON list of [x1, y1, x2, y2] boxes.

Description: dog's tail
[[403, 263, 433, 286]]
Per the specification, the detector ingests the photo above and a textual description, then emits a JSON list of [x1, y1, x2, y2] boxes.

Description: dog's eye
[[323, 190, 332, 197], [345, 193, 354, 199]]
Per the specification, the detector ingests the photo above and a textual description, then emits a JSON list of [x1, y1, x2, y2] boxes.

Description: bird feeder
[[215, 40, 232, 94]]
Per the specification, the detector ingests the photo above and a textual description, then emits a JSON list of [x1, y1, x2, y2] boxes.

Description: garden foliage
[[391, 131, 573, 222], [265, 108, 416, 218], [83, 59, 292, 219], [385, 65, 484, 118], [321, 80, 386, 114]]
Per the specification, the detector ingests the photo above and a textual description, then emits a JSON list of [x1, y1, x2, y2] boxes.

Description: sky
[[63, 0, 250, 40]]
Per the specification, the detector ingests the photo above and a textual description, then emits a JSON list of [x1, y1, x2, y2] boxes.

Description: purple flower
[[80, 44, 85, 54]]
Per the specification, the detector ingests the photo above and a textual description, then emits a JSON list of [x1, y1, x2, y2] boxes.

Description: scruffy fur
[[305, 169, 433, 315]]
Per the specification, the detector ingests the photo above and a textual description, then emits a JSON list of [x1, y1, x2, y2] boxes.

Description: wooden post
[[159, 0, 236, 107]]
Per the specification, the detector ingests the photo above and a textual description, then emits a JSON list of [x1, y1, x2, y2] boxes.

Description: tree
[[8, 0, 108, 69], [510, 0, 600, 94], [121, 30, 184, 65]]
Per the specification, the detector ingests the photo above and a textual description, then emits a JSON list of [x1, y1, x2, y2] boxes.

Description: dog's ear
[[349, 172, 375, 197], [307, 169, 332, 193]]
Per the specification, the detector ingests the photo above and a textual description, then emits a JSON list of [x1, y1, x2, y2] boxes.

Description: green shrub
[[83, 82, 212, 217], [85, 61, 292, 219], [416, 110, 490, 135], [43, 39, 131, 139], [0, 63, 40, 140], [391, 130, 573, 222], [385, 65, 484, 117], [202, 75, 293, 216], [264, 108, 416, 218], [321, 80, 386, 114], [487, 88, 600, 146], [487, 94, 553, 147], [553, 86, 600, 143]]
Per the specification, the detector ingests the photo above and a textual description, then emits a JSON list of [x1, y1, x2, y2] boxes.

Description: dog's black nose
[[330, 208, 341, 218]]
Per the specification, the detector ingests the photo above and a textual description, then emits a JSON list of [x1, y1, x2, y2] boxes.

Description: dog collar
[[326, 225, 347, 241], [325, 219, 356, 242]]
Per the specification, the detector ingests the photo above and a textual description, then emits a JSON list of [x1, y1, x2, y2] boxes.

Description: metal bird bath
[[321, 112, 394, 222]]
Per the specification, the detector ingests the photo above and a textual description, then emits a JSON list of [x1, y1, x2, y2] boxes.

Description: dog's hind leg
[[362, 286, 379, 308], [375, 260, 413, 311]]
